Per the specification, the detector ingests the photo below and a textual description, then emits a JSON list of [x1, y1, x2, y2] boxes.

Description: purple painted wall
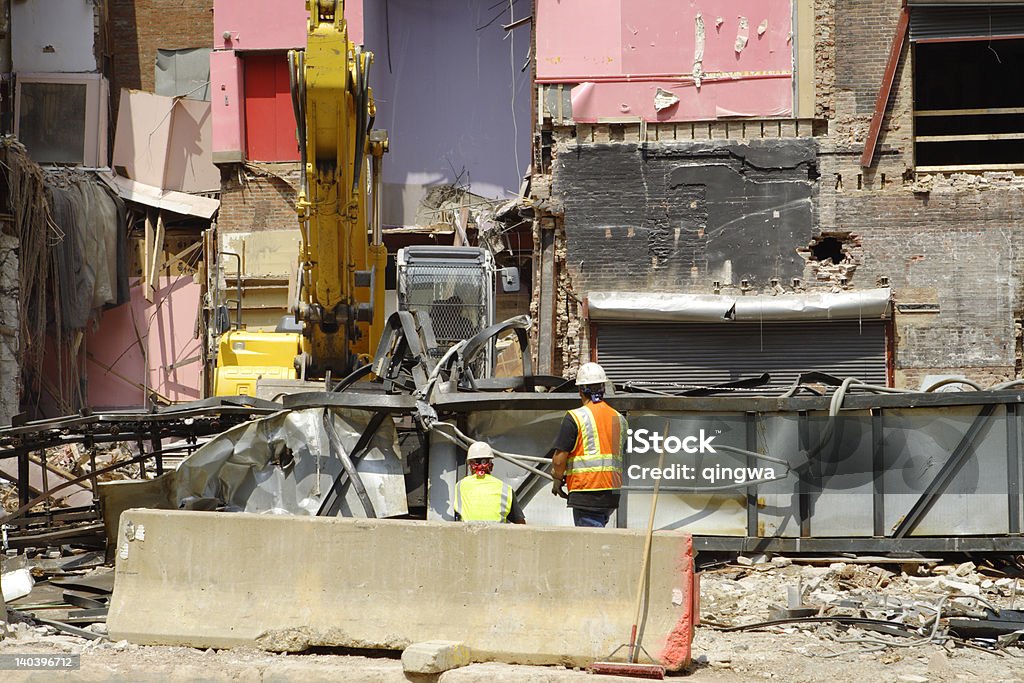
[[363, 0, 532, 227]]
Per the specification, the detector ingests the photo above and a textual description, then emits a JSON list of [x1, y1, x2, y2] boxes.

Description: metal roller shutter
[[595, 319, 887, 391], [909, 6, 1024, 41]]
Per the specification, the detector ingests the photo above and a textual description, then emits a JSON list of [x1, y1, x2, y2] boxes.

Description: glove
[[551, 476, 568, 499]]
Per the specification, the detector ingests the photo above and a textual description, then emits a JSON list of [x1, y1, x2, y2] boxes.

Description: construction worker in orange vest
[[453, 441, 526, 523], [550, 362, 627, 527]]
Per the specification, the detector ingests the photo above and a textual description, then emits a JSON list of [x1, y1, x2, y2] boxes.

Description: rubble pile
[[701, 555, 1024, 658], [44, 442, 142, 483]]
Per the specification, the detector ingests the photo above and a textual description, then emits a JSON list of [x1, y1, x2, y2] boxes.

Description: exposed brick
[[109, 0, 214, 119], [218, 165, 301, 234]]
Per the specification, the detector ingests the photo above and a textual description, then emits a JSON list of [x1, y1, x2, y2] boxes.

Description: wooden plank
[[915, 106, 1024, 117], [143, 210, 154, 302], [861, 6, 910, 168], [159, 240, 202, 276], [796, 0, 816, 118], [916, 132, 1024, 142], [150, 211, 165, 297]]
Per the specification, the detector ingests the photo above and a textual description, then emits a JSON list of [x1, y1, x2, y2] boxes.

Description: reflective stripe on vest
[[454, 474, 512, 522], [566, 403, 626, 492]]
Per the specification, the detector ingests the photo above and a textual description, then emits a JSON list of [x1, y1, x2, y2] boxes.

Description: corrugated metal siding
[[910, 6, 1024, 41], [595, 320, 887, 391]]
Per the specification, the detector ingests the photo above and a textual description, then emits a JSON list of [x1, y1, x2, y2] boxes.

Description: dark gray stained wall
[[554, 140, 819, 292]]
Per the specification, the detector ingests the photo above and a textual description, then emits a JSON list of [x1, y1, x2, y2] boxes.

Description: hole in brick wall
[[810, 236, 845, 264]]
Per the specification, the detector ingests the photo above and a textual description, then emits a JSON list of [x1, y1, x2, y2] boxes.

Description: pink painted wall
[[214, 0, 307, 51], [536, 0, 793, 122], [86, 276, 203, 408], [213, 0, 363, 50], [210, 51, 245, 160]]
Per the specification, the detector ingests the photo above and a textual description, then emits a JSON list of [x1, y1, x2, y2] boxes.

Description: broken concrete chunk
[[1, 567, 34, 602], [654, 88, 680, 112], [954, 561, 975, 577], [402, 640, 471, 674]]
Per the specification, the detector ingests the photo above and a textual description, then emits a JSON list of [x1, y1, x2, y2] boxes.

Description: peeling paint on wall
[[735, 16, 750, 53], [693, 13, 705, 88]]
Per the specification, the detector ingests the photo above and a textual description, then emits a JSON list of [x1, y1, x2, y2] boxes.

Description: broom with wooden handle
[[588, 424, 668, 680]]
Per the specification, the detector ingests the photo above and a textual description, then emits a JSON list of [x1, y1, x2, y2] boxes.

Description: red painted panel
[[244, 53, 300, 162]]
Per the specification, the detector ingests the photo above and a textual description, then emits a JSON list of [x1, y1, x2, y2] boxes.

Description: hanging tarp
[[49, 173, 129, 329]]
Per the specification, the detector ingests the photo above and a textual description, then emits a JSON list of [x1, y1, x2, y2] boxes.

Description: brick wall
[[217, 165, 300, 234], [110, 0, 214, 99]]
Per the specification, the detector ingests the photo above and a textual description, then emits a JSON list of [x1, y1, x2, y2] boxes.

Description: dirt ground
[[0, 625, 1021, 682], [4, 555, 1024, 682]]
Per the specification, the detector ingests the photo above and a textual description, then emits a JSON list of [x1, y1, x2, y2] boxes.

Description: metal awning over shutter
[[595, 320, 887, 392], [909, 6, 1024, 41], [588, 288, 892, 323]]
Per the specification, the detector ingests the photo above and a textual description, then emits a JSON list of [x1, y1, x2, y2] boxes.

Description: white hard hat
[[467, 441, 494, 460], [576, 362, 609, 386]]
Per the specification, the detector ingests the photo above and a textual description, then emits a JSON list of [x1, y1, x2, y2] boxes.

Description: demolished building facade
[[0, 0, 1021, 413], [529, 0, 1024, 393]]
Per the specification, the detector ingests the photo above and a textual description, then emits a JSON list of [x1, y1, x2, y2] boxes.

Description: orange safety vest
[[566, 402, 626, 492]]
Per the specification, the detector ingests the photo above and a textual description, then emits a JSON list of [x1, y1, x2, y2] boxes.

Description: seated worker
[[453, 442, 526, 524]]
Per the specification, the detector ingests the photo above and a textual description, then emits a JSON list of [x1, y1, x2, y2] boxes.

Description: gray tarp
[[587, 288, 892, 323], [49, 175, 127, 329], [173, 407, 408, 518]]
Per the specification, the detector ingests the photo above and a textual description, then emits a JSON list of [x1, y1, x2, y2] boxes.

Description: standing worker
[[453, 442, 526, 524], [550, 362, 627, 527]]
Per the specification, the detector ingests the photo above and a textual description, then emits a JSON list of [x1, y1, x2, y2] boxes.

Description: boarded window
[[17, 81, 87, 164], [243, 53, 299, 162], [911, 7, 1024, 170]]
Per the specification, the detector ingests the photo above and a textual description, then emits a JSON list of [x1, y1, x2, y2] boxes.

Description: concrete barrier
[[108, 510, 695, 670]]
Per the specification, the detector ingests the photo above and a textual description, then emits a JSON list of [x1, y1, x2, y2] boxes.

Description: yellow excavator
[[214, 0, 388, 395]]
